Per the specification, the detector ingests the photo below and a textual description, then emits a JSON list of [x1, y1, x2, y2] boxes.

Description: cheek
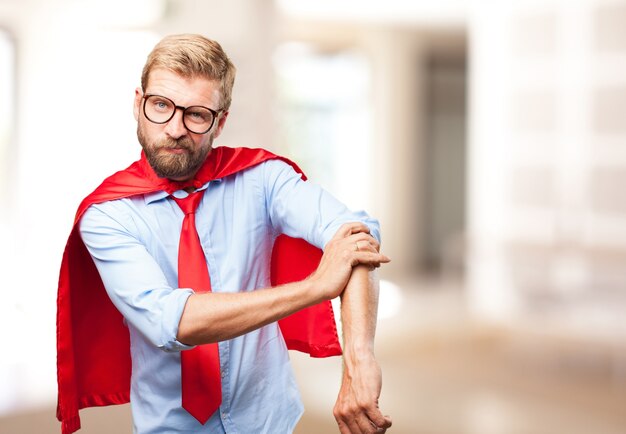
[[138, 127, 161, 151], [190, 134, 211, 150], [139, 119, 162, 141]]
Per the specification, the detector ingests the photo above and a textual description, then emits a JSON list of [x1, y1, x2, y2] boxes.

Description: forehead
[[145, 68, 221, 108]]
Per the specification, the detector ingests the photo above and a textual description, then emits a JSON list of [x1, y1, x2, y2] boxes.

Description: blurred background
[[1, 0, 626, 432]]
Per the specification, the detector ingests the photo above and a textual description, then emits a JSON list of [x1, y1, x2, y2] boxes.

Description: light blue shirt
[[79, 158, 380, 434]]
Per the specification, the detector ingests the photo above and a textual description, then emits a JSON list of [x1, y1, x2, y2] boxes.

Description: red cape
[[56, 146, 342, 434]]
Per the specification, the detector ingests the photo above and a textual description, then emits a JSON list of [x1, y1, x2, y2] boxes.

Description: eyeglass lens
[[143, 95, 216, 134]]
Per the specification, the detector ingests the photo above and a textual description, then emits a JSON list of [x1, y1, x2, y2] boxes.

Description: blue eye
[[185, 108, 212, 124], [153, 100, 171, 112]]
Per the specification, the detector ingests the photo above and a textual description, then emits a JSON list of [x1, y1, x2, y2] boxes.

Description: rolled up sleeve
[[79, 204, 194, 353]]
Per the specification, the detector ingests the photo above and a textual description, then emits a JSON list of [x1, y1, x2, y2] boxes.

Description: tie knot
[[172, 191, 204, 215]]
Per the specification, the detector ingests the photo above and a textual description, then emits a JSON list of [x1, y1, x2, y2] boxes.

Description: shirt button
[[222, 412, 228, 420]]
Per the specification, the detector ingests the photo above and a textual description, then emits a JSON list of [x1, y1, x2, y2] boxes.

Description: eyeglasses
[[142, 94, 220, 134]]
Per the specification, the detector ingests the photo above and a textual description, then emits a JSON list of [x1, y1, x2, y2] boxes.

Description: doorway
[[422, 41, 467, 276]]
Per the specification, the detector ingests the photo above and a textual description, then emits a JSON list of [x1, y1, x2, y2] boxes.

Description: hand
[[308, 222, 390, 301], [333, 355, 392, 433]]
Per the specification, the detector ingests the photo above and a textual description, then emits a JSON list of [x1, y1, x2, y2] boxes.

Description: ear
[[133, 88, 143, 121], [212, 111, 229, 139]]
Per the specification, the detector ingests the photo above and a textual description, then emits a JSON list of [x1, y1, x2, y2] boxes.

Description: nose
[[163, 107, 188, 139]]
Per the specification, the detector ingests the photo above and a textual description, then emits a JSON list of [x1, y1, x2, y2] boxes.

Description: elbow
[[175, 293, 202, 345], [175, 321, 194, 346], [175, 306, 205, 346], [175, 294, 221, 346], [175, 319, 208, 346]]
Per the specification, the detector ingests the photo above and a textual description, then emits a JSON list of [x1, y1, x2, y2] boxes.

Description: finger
[[336, 419, 352, 434], [347, 233, 380, 251], [345, 417, 364, 434], [371, 415, 392, 433], [336, 412, 362, 434], [380, 415, 392, 429], [333, 222, 371, 240], [352, 251, 391, 267], [354, 412, 378, 434], [352, 225, 370, 235], [354, 241, 378, 254], [354, 238, 380, 253], [365, 407, 393, 430], [355, 233, 380, 250]]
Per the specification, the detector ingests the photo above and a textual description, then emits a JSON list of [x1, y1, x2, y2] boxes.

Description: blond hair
[[141, 34, 236, 110]]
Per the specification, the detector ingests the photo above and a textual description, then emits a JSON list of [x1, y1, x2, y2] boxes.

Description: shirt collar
[[143, 179, 221, 205]]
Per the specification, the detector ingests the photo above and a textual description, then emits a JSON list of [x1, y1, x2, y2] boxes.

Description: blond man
[[57, 34, 392, 434]]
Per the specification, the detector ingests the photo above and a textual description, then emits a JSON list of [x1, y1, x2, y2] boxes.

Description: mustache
[[155, 137, 194, 151]]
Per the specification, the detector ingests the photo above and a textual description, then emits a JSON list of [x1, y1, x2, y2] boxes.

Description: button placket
[[218, 340, 233, 430]]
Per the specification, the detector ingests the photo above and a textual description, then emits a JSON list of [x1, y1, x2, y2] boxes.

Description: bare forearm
[[177, 279, 320, 345], [334, 265, 392, 433], [340, 265, 379, 361]]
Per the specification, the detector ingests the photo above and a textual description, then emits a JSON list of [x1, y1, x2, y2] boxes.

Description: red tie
[[172, 191, 222, 424]]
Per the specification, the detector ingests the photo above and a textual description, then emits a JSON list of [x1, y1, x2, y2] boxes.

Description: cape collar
[[137, 149, 225, 194]]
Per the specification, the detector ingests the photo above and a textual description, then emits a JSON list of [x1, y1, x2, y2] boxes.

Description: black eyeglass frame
[[142, 94, 221, 134]]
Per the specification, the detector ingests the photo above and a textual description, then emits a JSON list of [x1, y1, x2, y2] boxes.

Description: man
[[56, 34, 392, 434]]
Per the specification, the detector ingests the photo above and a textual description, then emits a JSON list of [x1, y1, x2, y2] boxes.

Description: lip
[[161, 147, 187, 154]]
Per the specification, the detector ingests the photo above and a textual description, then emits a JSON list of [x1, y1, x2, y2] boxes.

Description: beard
[[137, 121, 213, 181]]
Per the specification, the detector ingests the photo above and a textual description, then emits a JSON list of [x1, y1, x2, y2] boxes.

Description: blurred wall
[[467, 0, 626, 341], [274, 17, 469, 276]]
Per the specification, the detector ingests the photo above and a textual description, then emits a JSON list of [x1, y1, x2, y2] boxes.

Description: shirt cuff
[[159, 288, 196, 352]]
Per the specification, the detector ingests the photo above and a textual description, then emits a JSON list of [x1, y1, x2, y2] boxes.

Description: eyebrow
[[144, 93, 218, 111]]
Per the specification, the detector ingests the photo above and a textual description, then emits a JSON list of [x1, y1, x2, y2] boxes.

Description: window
[[0, 28, 14, 207], [273, 42, 373, 211]]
